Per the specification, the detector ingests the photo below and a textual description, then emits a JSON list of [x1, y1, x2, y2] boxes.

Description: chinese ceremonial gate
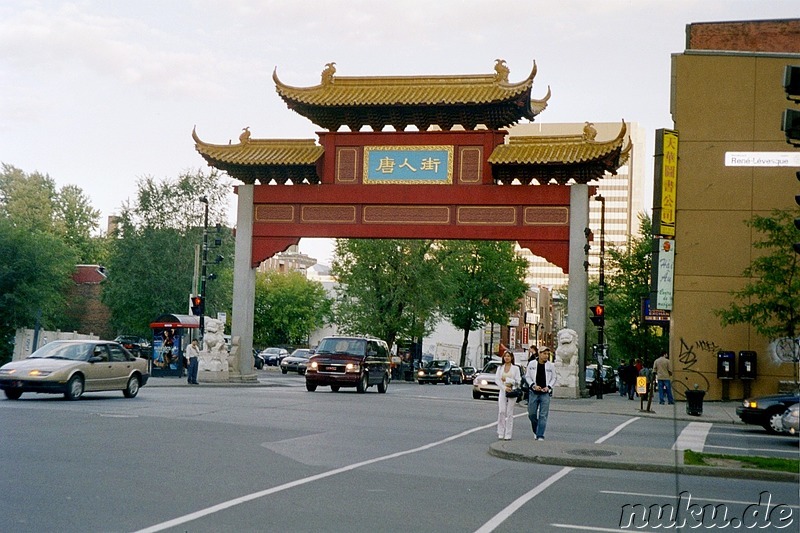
[[193, 60, 629, 384]]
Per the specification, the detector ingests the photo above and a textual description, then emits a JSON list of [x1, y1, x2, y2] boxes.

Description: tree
[[0, 163, 57, 233], [253, 271, 331, 348], [435, 241, 529, 367], [714, 209, 800, 369], [102, 169, 233, 338], [330, 239, 441, 351], [604, 213, 668, 367], [53, 184, 103, 263], [0, 218, 78, 363]]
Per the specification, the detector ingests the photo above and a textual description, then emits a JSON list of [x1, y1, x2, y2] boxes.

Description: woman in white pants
[[495, 350, 521, 440]]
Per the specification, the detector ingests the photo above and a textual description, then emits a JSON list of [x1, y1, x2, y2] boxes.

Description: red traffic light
[[589, 304, 605, 327], [190, 295, 204, 316]]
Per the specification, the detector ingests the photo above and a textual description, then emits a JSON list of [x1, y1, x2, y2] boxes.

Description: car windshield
[[315, 338, 366, 356], [482, 362, 500, 373], [28, 342, 92, 361], [427, 360, 448, 368], [291, 350, 310, 358], [586, 368, 596, 379], [264, 348, 282, 354], [464, 367, 475, 373]]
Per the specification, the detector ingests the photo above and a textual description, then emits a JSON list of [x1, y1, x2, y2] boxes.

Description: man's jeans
[[527, 391, 551, 438], [658, 379, 674, 404]]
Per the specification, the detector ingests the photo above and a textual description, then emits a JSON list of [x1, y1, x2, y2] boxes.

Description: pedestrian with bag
[[186, 338, 200, 385], [494, 346, 520, 441], [525, 345, 557, 440]]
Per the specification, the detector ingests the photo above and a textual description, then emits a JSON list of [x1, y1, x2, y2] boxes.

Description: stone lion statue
[[200, 317, 228, 372], [555, 328, 579, 367]]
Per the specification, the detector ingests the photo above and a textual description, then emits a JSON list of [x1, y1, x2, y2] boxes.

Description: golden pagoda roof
[[273, 60, 550, 131], [489, 121, 630, 185], [192, 127, 323, 184]]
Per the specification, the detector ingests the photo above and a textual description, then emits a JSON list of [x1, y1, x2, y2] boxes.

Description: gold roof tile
[[192, 128, 323, 166]]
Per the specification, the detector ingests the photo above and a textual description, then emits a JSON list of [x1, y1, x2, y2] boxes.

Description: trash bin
[[685, 389, 705, 416]]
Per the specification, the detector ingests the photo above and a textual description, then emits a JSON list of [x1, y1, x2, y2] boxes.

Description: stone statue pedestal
[[553, 385, 579, 399]]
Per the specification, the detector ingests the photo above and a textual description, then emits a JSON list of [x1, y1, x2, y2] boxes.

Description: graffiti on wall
[[675, 337, 713, 396]]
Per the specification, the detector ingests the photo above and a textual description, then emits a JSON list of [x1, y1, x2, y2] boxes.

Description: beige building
[[670, 19, 800, 400], [509, 122, 647, 288]]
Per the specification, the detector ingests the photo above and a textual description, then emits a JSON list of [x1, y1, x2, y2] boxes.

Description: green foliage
[[253, 270, 331, 347], [435, 240, 529, 366], [102, 169, 234, 338], [330, 239, 440, 350], [53, 184, 103, 263], [604, 214, 668, 367], [714, 209, 800, 341], [0, 218, 78, 363]]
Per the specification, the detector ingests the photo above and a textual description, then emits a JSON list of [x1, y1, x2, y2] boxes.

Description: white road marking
[[601, 490, 800, 509], [672, 421, 712, 452], [472, 417, 642, 532], [134, 421, 498, 533]]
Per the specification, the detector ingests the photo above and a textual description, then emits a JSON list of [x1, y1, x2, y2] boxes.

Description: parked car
[[280, 349, 313, 374], [585, 364, 617, 396], [781, 403, 799, 435], [305, 336, 391, 393], [114, 335, 151, 358], [417, 360, 463, 384], [0, 340, 149, 401], [736, 393, 800, 433], [462, 366, 477, 384], [256, 347, 289, 368]]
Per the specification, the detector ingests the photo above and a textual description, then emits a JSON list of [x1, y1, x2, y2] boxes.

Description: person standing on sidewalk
[[525, 345, 557, 440], [186, 339, 200, 385], [494, 347, 521, 440], [653, 352, 674, 405]]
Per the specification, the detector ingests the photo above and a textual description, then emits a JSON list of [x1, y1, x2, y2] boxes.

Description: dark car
[[417, 360, 463, 385], [255, 347, 289, 368], [736, 393, 800, 433], [305, 336, 391, 393], [113, 335, 151, 358], [280, 349, 313, 374], [462, 366, 477, 384], [586, 364, 617, 396]]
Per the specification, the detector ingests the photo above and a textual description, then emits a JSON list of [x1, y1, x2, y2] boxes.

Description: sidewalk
[[489, 394, 799, 483]]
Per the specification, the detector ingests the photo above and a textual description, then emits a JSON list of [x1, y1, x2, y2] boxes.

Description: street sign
[[636, 376, 647, 395]]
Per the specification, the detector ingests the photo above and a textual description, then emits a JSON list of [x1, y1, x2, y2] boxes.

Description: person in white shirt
[[524, 346, 557, 440], [185, 339, 200, 385], [494, 348, 521, 440]]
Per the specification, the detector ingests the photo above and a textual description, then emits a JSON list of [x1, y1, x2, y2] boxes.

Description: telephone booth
[[149, 314, 200, 377]]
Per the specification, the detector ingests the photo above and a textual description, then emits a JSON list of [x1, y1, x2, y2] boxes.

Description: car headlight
[[28, 369, 52, 377], [479, 379, 488, 386], [0, 368, 16, 375], [418, 370, 424, 376], [436, 371, 443, 376], [345, 363, 360, 373], [309, 361, 318, 371], [743, 400, 756, 408]]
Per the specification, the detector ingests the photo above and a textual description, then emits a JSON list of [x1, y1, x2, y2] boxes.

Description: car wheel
[[472, 390, 481, 400], [123, 375, 140, 398], [306, 382, 317, 392], [64, 375, 84, 401], [377, 373, 389, 393], [356, 373, 368, 393], [4, 389, 22, 400], [254, 359, 263, 370], [331, 385, 340, 392], [443, 375, 450, 385], [763, 409, 786, 434], [281, 368, 288, 374]]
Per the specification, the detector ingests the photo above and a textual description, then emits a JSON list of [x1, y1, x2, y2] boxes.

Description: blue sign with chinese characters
[[364, 146, 453, 184]]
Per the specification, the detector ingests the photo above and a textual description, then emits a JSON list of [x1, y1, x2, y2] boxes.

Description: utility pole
[[595, 194, 606, 399], [199, 196, 209, 348]]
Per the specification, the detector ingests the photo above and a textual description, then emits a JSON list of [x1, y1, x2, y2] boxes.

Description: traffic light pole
[[199, 196, 209, 348], [596, 194, 606, 399]]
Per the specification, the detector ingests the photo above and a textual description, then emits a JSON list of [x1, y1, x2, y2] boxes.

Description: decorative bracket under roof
[[273, 60, 550, 131]]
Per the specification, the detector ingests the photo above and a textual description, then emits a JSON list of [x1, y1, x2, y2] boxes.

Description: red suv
[[305, 336, 391, 394]]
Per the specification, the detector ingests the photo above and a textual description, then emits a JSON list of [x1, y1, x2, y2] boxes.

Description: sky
[[2, 0, 797, 265]]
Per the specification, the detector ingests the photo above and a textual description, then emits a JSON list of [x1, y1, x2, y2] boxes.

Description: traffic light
[[589, 304, 604, 327], [190, 295, 204, 316]]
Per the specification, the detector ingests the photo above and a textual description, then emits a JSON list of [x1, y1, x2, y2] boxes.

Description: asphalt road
[[1, 373, 797, 532]]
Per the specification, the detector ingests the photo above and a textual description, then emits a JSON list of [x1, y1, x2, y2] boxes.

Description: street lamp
[[199, 196, 209, 348]]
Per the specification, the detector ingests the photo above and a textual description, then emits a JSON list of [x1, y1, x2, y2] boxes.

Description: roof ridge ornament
[[321, 62, 336, 85], [494, 59, 510, 83], [239, 126, 251, 144], [583, 121, 597, 141]]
